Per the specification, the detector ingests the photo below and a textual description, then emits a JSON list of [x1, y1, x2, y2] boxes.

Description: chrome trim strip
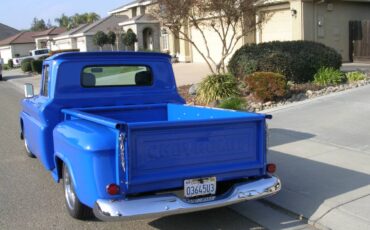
[[93, 176, 281, 221]]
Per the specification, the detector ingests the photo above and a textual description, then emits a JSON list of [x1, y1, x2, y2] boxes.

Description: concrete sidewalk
[[2, 69, 41, 94], [261, 85, 370, 229]]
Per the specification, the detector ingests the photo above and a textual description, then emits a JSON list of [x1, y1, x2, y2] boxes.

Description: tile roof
[[0, 23, 19, 40], [57, 24, 90, 37], [54, 15, 129, 39], [79, 15, 128, 34], [0, 31, 38, 46], [32, 27, 67, 37]]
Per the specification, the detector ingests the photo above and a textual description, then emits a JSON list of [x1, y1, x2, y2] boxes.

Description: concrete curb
[[261, 84, 370, 114]]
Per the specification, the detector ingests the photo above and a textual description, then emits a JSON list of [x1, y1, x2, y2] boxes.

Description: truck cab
[[20, 52, 280, 221]]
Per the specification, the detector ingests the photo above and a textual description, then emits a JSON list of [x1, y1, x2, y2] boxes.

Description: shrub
[[346, 71, 366, 83], [313, 67, 345, 86], [3, 64, 10, 70], [122, 29, 137, 51], [196, 74, 240, 105], [228, 41, 342, 83], [246, 72, 288, 102], [21, 58, 33, 72], [31, 60, 43, 74], [218, 97, 247, 111], [93, 31, 108, 50], [7, 59, 14, 68]]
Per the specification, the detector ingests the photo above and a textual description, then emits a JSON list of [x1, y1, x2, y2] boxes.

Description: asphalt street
[[0, 81, 262, 229]]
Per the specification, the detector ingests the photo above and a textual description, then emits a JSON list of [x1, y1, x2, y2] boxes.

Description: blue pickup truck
[[20, 52, 280, 221]]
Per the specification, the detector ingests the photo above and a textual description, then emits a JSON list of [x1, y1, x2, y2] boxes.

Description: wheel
[[0, 74, 2, 81], [24, 137, 36, 158], [63, 163, 93, 220]]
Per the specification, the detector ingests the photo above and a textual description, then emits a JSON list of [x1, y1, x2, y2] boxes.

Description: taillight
[[266, 163, 276, 174], [106, 184, 120, 195]]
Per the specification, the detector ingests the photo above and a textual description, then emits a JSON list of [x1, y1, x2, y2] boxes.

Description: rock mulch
[[249, 79, 370, 112]]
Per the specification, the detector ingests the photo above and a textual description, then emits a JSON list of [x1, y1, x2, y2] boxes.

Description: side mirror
[[24, 84, 34, 98]]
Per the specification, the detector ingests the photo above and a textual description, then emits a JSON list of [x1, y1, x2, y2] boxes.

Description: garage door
[[261, 8, 292, 42], [191, 26, 243, 64]]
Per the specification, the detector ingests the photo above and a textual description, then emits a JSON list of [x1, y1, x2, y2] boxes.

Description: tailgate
[[122, 118, 267, 194]]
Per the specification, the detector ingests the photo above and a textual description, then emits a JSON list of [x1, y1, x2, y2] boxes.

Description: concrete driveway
[[263, 85, 370, 229]]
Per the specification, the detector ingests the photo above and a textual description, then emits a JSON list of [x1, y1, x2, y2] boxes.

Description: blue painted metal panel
[[125, 119, 265, 194], [53, 119, 120, 207], [74, 103, 268, 195], [20, 52, 184, 172]]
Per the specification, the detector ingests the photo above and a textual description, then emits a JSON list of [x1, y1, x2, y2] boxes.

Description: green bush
[[218, 97, 247, 111], [7, 59, 14, 68], [122, 29, 137, 51], [3, 64, 10, 70], [346, 71, 366, 83], [228, 41, 342, 83], [31, 60, 43, 74], [314, 67, 345, 86], [196, 74, 240, 105], [246, 72, 288, 102], [21, 58, 33, 72]]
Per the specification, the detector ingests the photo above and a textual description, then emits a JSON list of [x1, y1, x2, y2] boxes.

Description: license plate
[[184, 177, 216, 198]]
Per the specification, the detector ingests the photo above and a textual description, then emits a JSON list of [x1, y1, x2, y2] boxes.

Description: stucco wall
[[12, 43, 35, 57], [303, 1, 370, 62], [52, 38, 76, 51]]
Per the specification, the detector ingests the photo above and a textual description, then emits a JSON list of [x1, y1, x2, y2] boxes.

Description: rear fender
[[53, 119, 121, 207]]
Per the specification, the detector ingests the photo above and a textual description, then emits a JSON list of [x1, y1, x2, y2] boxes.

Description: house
[[51, 15, 128, 52], [33, 27, 67, 50], [256, 0, 370, 62], [109, 0, 370, 64], [0, 31, 37, 63], [0, 23, 19, 40]]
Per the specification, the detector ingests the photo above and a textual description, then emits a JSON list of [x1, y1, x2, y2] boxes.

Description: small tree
[[153, 0, 268, 74], [122, 29, 137, 51], [93, 31, 108, 51], [30, 17, 48, 31], [107, 31, 117, 51]]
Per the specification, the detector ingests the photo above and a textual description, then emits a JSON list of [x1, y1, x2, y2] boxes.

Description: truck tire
[[24, 137, 36, 158], [63, 163, 93, 220], [0, 74, 2, 81]]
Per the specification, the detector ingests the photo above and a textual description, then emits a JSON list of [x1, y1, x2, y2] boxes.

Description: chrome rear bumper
[[93, 176, 281, 221]]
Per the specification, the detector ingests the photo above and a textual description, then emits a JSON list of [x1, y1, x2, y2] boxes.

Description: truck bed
[[63, 104, 268, 195]]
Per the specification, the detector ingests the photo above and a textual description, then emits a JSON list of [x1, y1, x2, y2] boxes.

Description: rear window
[[81, 65, 153, 88]]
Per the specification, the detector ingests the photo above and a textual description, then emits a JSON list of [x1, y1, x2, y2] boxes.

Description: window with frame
[[161, 29, 169, 51], [81, 65, 153, 88], [41, 66, 50, 97]]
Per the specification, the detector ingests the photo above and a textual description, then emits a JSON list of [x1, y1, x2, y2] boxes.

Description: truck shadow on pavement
[[149, 207, 262, 230], [268, 128, 315, 147], [266, 128, 370, 226], [3, 74, 33, 81]]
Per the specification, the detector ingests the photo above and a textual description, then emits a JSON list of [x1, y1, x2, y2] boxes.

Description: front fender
[[53, 119, 120, 208]]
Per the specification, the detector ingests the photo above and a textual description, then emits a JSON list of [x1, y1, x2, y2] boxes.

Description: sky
[[0, 0, 131, 30]]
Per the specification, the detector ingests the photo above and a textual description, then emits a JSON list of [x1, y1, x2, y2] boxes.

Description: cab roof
[[46, 51, 172, 61]]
